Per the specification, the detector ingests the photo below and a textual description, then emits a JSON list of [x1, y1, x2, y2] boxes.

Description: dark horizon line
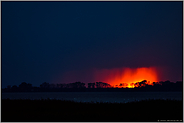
[[2, 80, 182, 93], [3, 80, 183, 88]]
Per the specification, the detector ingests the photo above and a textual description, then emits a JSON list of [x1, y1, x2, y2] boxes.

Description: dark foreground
[[2, 99, 183, 122]]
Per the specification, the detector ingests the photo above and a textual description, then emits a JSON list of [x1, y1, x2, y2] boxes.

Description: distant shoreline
[[3, 81, 182, 92], [2, 87, 183, 92]]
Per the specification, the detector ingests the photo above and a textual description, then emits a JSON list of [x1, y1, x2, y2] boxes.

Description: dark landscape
[[2, 80, 183, 92], [2, 80, 183, 122], [2, 1, 183, 122], [1, 98, 183, 122]]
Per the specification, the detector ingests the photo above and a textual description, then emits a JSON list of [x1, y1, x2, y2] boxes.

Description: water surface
[[2, 92, 182, 103]]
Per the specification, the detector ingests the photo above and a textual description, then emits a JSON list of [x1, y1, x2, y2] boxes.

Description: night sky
[[2, 1, 183, 88]]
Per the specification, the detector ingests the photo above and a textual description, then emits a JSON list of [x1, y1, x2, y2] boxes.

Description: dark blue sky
[[2, 1, 183, 88]]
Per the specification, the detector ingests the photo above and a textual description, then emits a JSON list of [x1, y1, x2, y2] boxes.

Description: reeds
[[2, 99, 183, 122]]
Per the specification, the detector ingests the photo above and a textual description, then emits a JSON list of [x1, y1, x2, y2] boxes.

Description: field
[[2, 99, 183, 122]]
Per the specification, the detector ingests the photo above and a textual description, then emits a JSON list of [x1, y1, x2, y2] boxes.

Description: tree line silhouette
[[2, 80, 182, 92]]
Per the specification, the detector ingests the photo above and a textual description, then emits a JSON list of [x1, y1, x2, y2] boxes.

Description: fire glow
[[94, 67, 158, 88]]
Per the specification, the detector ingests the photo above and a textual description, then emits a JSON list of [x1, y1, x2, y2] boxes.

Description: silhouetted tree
[[7, 85, 11, 89], [56, 84, 63, 89], [49, 84, 56, 89], [130, 83, 134, 87], [139, 80, 147, 87], [40, 82, 50, 89], [2, 80, 182, 92], [98, 82, 103, 88], [106, 83, 111, 88], [91, 83, 95, 88], [32, 86, 40, 92], [119, 83, 128, 88], [11, 85, 18, 92], [88, 83, 92, 88], [88, 83, 95, 88], [96, 82, 99, 88], [6, 85, 11, 91], [19, 82, 32, 91], [95, 82, 109, 88], [73, 82, 85, 88]]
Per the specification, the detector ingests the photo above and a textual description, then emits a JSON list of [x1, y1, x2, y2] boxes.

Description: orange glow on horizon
[[94, 67, 158, 88]]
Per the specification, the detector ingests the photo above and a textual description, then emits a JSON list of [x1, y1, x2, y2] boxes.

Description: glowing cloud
[[94, 67, 158, 88]]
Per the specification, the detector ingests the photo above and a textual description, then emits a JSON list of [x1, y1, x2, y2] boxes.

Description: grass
[[1, 98, 183, 122]]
